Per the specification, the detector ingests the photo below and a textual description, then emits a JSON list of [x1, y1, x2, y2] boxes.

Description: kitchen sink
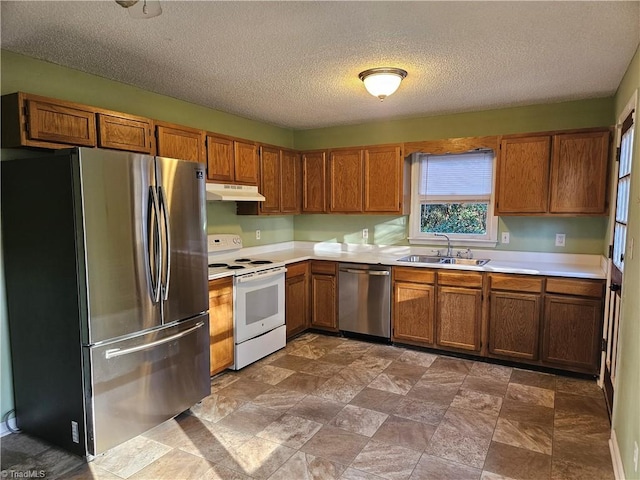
[[397, 255, 490, 266]]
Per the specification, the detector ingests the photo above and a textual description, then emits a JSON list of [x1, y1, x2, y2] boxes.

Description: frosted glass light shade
[[359, 68, 407, 100]]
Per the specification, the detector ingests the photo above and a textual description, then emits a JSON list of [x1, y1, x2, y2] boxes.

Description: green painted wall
[[611, 44, 640, 480], [293, 98, 613, 150]]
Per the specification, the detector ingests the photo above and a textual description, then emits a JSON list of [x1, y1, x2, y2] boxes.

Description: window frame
[[408, 151, 499, 247]]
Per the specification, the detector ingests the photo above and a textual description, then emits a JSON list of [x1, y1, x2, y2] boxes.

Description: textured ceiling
[[1, 1, 639, 130]]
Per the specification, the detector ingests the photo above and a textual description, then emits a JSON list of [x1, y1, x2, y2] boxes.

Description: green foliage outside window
[[421, 203, 488, 234]]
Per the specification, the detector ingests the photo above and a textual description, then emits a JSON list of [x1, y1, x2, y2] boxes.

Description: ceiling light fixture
[[115, 0, 162, 19], [358, 67, 408, 100]]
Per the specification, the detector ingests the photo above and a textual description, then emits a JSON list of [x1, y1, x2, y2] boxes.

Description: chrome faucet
[[434, 233, 453, 257]]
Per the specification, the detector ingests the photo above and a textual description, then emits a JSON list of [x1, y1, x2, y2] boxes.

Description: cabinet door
[[233, 141, 259, 185], [302, 152, 327, 213], [549, 131, 610, 214], [206, 135, 234, 182], [156, 125, 204, 163], [437, 286, 482, 352], [286, 265, 309, 338], [542, 295, 602, 373], [364, 145, 402, 213], [27, 99, 96, 147], [311, 273, 337, 331], [208, 278, 234, 376], [281, 150, 301, 214], [393, 281, 435, 345], [496, 136, 550, 214], [489, 292, 541, 360], [259, 146, 281, 213], [97, 113, 152, 154], [329, 149, 363, 213]]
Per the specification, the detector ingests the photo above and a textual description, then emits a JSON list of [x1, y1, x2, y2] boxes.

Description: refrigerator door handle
[[159, 185, 171, 301], [147, 186, 162, 303], [104, 321, 205, 359]]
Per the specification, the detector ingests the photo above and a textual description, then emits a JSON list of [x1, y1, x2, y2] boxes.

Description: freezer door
[[79, 149, 162, 344], [156, 156, 208, 324], [87, 314, 210, 455]]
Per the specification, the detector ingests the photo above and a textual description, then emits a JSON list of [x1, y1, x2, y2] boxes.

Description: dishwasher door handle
[[339, 268, 390, 276]]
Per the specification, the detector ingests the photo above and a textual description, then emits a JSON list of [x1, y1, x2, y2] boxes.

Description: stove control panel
[[208, 234, 243, 253]]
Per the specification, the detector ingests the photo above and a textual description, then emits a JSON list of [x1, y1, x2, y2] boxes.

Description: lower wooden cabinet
[[392, 267, 436, 345], [436, 286, 482, 352], [286, 262, 309, 338], [310, 261, 338, 331], [489, 292, 541, 360], [208, 277, 234, 376]]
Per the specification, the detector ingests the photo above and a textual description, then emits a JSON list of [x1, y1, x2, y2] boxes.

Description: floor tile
[[256, 413, 322, 449], [329, 405, 388, 437], [396, 349, 437, 368], [218, 437, 295, 479], [299, 360, 345, 378], [461, 375, 509, 397], [269, 354, 314, 371], [314, 374, 367, 403], [553, 391, 608, 419], [492, 418, 552, 455], [243, 364, 296, 385], [287, 395, 345, 424], [394, 397, 448, 426], [384, 361, 428, 382], [469, 362, 512, 382], [128, 448, 213, 480], [419, 368, 467, 386], [215, 378, 272, 402], [408, 380, 460, 406], [269, 451, 346, 480], [553, 409, 610, 444], [276, 371, 329, 394], [288, 343, 329, 360], [178, 422, 253, 463], [203, 463, 254, 479], [450, 389, 503, 416], [332, 341, 373, 355], [372, 415, 436, 452], [216, 402, 282, 435], [410, 453, 482, 479], [368, 373, 415, 395], [552, 436, 614, 477], [341, 467, 386, 479], [509, 369, 556, 391], [505, 383, 554, 408], [300, 425, 369, 465], [425, 407, 497, 468], [189, 393, 243, 423], [428, 356, 473, 375], [143, 414, 205, 448], [210, 373, 240, 393], [554, 376, 602, 398], [482, 442, 551, 480], [64, 463, 124, 480], [92, 435, 172, 478], [480, 472, 518, 480], [349, 388, 403, 414], [306, 335, 346, 351], [251, 386, 307, 412], [349, 355, 393, 374], [0, 433, 51, 470], [351, 439, 422, 480], [5, 445, 85, 480], [322, 350, 367, 365], [498, 399, 555, 427]]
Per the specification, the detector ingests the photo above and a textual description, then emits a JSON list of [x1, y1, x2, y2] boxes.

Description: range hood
[[205, 183, 265, 202]]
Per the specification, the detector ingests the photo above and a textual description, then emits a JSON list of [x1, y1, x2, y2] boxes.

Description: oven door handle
[[236, 268, 287, 283]]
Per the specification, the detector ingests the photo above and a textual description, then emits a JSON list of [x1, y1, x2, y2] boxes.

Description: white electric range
[[208, 234, 286, 370]]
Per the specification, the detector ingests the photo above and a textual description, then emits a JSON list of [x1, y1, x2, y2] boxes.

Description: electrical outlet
[[634, 440, 638, 472], [255, 229, 261, 240], [501, 232, 510, 244], [362, 228, 369, 239], [555, 233, 566, 247]]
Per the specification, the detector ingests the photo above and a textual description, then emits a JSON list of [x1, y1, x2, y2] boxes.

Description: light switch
[[555, 233, 566, 247], [501, 232, 510, 244]]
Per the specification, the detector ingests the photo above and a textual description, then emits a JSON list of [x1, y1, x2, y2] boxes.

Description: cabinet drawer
[[438, 271, 483, 288], [393, 267, 436, 284], [490, 274, 543, 293], [311, 261, 336, 275], [286, 261, 308, 278], [545, 278, 603, 298]]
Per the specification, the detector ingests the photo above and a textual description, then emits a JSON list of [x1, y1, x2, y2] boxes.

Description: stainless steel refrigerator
[[1, 147, 210, 456]]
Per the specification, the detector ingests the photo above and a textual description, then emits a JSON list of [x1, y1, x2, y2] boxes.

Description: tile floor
[[1, 333, 614, 479]]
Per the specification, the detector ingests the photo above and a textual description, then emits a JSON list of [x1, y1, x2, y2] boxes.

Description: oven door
[[234, 268, 285, 343]]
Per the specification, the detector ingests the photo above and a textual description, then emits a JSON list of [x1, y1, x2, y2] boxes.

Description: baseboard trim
[[610, 428, 626, 480]]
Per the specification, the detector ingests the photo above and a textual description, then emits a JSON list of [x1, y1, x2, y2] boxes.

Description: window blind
[[419, 152, 493, 198]]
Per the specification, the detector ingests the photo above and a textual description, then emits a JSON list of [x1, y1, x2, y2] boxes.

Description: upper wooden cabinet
[[496, 128, 611, 216], [329, 149, 364, 213], [2, 92, 97, 149], [206, 134, 258, 185], [280, 149, 301, 214], [302, 151, 328, 213], [549, 131, 610, 214], [155, 122, 205, 163], [97, 113, 153, 154], [257, 146, 281, 214]]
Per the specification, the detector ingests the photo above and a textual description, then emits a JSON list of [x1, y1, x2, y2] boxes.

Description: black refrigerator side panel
[[1, 154, 88, 456]]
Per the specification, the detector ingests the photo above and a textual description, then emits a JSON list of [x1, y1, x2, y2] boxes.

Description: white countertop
[[207, 241, 607, 281]]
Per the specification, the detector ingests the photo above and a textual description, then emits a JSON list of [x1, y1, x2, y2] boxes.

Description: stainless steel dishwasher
[[338, 263, 391, 339]]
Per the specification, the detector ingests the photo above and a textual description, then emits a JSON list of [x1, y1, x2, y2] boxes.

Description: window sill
[[408, 237, 498, 248]]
